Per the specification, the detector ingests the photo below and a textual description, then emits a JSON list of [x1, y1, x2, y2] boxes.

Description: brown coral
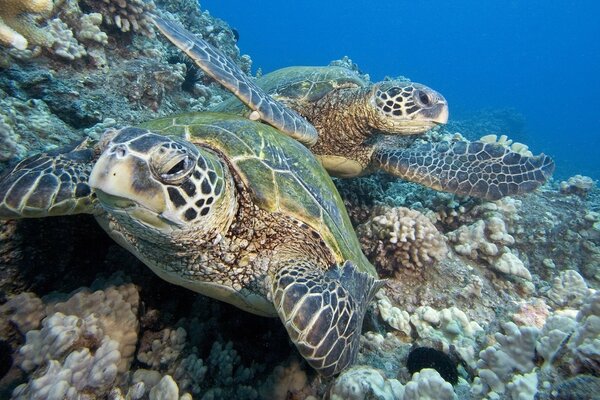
[[0, 0, 53, 49], [357, 206, 448, 277]]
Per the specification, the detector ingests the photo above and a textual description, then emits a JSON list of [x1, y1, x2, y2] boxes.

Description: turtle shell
[[139, 112, 376, 277], [214, 66, 367, 113]]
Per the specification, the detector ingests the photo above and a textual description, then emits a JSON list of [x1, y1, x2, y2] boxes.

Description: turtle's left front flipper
[[0, 141, 97, 219], [151, 17, 318, 146], [372, 140, 555, 200], [271, 260, 383, 377]]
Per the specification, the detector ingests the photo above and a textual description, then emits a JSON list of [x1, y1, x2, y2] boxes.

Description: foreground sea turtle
[[153, 17, 555, 201], [0, 112, 382, 377]]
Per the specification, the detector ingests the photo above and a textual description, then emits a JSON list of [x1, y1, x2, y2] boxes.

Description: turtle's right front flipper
[[151, 17, 318, 146], [0, 144, 97, 219], [271, 259, 383, 377], [373, 140, 555, 200]]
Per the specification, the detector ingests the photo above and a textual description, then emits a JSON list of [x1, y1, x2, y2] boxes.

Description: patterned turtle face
[[89, 127, 235, 238], [369, 81, 449, 134]]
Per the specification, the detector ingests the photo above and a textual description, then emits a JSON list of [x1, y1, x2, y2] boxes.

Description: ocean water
[[204, 0, 600, 181]]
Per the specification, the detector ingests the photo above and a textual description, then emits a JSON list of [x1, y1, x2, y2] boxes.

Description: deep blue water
[[203, 0, 600, 182]]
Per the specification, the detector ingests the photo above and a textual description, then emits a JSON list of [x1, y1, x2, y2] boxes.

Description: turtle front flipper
[[372, 140, 555, 200], [0, 143, 97, 218], [271, 259, 383, 377], [151, 17, 318, 146]]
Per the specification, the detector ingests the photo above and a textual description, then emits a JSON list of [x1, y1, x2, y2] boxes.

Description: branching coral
[[471, 322, 539, 399], [0, 0, 53, 50], [358, 205, 448, 276]]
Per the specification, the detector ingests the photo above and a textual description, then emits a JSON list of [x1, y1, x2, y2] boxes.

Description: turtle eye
[[158, 155, 194, 184], [414, 90, 432, 107]]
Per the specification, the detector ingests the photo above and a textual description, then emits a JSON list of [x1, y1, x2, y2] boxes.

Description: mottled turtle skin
[[153, 17, 555, 201], [0, 113, 382, 377]]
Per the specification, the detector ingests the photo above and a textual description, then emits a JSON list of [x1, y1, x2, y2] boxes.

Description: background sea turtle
[[0, 112, 382, 377], [153, 17, 555, 201]]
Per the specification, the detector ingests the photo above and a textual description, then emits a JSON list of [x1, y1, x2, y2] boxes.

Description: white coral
[[46, 18, 86, 60], [149, 375, 179, 400], [18, 312, 100, 372], [47, 283, 140, 372], [77, 12, 108, 44], [376, 293, 412, 337], [560, 174, 596, 196], [137, 327, 187, 370], [446, 201, 531, 281], [410, 306, 483, 368], [493, 252, 531, 281], [83, 0, 156, 37], [567, 291, 600, 371], [13, 336, 121, 399], [536, 315, 577, 367], [0, 291, 45, 334], [479, 134, 533, 157], [472, 322, 539, 398], [404, 368, 456, 400], [546, 269, 594, 308], [505, 371, 538, 400], [329, 366, 404, 400]]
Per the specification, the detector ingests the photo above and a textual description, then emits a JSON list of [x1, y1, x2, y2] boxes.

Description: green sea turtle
[[153, 17, 554, 201], [0, 112, 382, 377]]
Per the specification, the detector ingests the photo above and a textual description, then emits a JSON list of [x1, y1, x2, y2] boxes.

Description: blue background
[[203, 0, 600, 181]]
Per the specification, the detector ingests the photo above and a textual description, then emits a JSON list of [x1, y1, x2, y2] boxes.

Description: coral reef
[[0, 2, 599, 399]]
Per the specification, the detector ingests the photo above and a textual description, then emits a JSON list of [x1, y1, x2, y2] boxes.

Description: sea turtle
[[0, 112, 382, 377], [153, 17, 555, 201]]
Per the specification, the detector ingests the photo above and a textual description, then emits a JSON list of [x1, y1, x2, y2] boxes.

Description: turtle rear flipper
[[372, 140, 555, 200], [271, 260, 383, 377], [0, 146, 97, 218], [151, 17, 318, 146]]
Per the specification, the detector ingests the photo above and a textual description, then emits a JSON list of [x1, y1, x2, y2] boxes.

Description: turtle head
[[368, 81, 448, 134], [89, 127, 236, 241]]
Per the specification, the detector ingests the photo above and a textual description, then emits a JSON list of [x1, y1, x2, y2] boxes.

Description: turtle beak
[[433, 103, 449, 125], [89, 144, 166, 214]]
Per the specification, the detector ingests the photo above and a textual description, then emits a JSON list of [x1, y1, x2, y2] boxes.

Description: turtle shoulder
[[213, 66, 367, 113], [139, 112, 375, 276], [257, 66, 368, 103]]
